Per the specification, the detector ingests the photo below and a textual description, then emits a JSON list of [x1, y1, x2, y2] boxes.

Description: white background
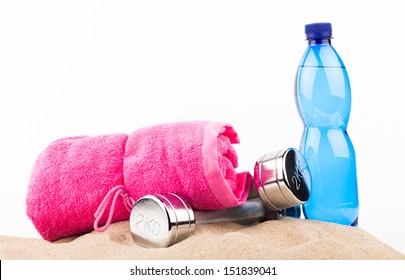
[[2, 260, 405, 280], [1, 0, 404, 255]]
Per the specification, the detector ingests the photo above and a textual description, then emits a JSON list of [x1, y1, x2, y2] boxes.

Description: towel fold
[[26, 121, 251, 241]]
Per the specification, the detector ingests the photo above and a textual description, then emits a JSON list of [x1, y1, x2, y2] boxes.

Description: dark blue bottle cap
[[305, 22, 332, 39]]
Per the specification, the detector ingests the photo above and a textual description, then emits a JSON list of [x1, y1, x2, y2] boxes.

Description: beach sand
[[1, 218, 403, 260]]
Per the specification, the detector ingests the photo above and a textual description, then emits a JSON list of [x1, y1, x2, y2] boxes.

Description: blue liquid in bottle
[[280, 206, 301, 218], [295, 23, 359, 226]]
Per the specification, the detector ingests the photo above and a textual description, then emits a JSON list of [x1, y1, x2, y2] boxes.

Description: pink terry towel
[[26, 121, 251, 241]]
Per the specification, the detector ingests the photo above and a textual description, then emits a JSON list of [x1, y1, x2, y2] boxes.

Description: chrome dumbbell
[[130, 148, 311, 248], [130, 194, 275, 248], [252, 148, 311, 211]]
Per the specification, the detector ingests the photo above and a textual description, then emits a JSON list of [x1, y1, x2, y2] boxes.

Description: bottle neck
[[307, 38, 332, 46]]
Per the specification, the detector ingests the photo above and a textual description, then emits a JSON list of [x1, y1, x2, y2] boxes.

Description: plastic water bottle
[[295, 22, 359, 226], [280, 206, 301, 218]]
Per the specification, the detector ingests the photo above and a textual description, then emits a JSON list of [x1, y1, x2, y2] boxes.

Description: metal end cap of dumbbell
[[253, 148, 311, 211], [130, 193, 196, 248]]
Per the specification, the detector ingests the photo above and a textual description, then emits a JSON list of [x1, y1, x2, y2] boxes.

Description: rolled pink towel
[[26, 121, 251, 241]]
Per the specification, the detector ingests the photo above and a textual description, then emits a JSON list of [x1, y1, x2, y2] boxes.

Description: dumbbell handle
[[194, 198, 277, 225]]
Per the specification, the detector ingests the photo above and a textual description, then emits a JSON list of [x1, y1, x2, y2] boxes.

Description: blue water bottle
[[295, 22, 359, 226]]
